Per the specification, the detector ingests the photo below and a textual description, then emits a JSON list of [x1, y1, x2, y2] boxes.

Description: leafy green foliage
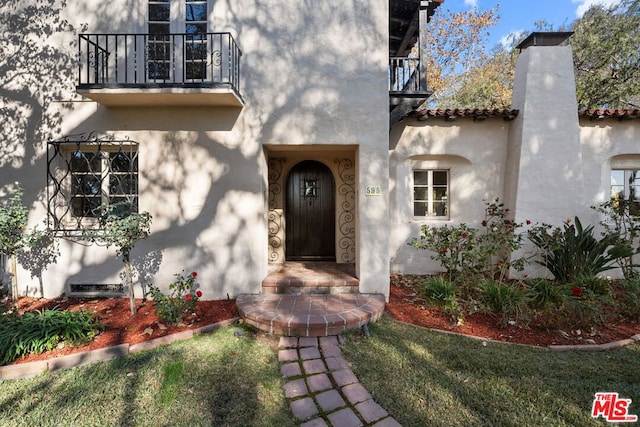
[[147, 271, 202, 325], [527, 217, 630, 283], [412, 223, 483, 278], [420, 276, 460, 319], [82, 202, 152, 314], [0, 184, 28, 257], [86, 202, 152, 260], [480, 278, 527, 325], [411, 198, 526, 282], [616, 277, 640, 318], [593, 199, 640, 279], [0, 308, 102, 365], [434, 0, 640, 109], [526, 278, 567, 308], [572, 0, 640, 108]]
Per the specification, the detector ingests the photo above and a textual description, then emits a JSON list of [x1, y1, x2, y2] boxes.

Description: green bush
[[574, 274, 611, 296], [480, 278, 527, 325], [616, 277, 640, 318], [528, 217, 630, 283], [421, 276, 460, 319], [0, 308, 102, 365], [527, 278, 567, 308], [147, 271, 202, 325]]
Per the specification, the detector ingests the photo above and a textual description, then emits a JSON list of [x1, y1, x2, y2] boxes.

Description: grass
[[2, 317, 639, 426], [340, 315, 640, 427], [0, 326, 296, 427]]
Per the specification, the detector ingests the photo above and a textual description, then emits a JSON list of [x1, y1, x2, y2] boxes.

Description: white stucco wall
[[4, 0, 390, 299], [389, 118, 511, 274]]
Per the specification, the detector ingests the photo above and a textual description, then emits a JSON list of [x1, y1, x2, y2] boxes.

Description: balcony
[[77, 32, 243, 107], [389, 56, 432, 105]]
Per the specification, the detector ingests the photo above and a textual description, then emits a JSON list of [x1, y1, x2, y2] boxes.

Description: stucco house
[[3, 0, 639, 329]]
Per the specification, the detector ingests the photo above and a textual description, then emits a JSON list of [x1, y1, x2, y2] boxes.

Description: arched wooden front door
[[286, 160, 335, 260]]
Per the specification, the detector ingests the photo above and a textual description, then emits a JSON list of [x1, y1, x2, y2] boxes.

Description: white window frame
[[413, 169, 449, 219], [146, 0, 210, 82], [611, 168, 640, 214]]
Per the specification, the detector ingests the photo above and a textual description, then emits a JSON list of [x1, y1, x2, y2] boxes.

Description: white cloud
[[464, 0, 478, 7], [572, 0, 619, 17], [499, 30, 526, 48]]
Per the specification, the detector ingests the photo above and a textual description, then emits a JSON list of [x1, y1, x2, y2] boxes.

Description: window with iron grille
[[47, 134, 139, 236]]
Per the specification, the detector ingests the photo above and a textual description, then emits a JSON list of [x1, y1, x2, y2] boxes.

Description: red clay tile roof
[[413, 108, 519, 121], [579, 109, 640, 120]]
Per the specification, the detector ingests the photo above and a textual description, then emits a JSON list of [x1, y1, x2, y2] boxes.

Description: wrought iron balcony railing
[[77, 32, 241, 94]]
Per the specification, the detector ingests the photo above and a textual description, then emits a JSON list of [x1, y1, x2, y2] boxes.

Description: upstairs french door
[[147, 0, 209, 82]]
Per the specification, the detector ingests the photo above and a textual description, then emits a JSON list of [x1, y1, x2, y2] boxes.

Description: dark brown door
[[286, 160, 335, 260]]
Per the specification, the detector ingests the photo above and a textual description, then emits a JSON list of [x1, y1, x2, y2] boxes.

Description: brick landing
[[237, 293, 385, 337], [262, 262, 359, 294]]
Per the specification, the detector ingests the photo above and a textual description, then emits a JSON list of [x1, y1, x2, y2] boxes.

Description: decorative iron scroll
[[268, 157, 285, 209], [335, 158, 355, 262], [47, 132, 138, 237], [211, 50, 222, 67], [268, 211, 283, 262], [267, 158, 285, 262]]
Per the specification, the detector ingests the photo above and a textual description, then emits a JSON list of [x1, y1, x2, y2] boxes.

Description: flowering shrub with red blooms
[[147, 271, 203, 325], [411, 198, 529, 280], [412, 223, 482, 277], [571, 286, 583, 298]]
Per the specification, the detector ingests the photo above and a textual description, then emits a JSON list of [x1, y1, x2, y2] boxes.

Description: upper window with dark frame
[[413, 169, 449, 218]]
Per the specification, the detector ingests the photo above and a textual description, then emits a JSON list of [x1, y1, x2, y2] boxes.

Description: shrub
[[527, 278, 567, 308], [411, 198, 527, 281], [412, 223, 484, 278], [479, 198, 526, 280], [0, 308, 102, 365], [480, 278, 527, 326], [421, 276, 460, 319], [527, 217, 630, 283], [615, 277, 640, 318], [593, 199, 640, 279], [147, 271, 202, 325], [574, 274, 611, 297]]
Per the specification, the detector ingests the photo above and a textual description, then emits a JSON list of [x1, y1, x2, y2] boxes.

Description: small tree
[[84, 202, 152, 314], [0, 185, 28, 301]]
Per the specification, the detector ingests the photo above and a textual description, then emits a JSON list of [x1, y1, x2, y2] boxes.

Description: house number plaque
[[365, 185, 382, 196]]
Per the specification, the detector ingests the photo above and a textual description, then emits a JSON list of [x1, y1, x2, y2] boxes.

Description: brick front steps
[[262, 262, 359, 294], [236, 294, 385, 337]]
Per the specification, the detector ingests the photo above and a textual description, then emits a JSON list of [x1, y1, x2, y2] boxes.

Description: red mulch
[[5, 276, 640, 365], [387, 276, 640, 347], [10, 297, 238, 364]]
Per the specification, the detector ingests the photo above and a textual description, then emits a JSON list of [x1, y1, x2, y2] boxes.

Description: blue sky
[[440, 0, 620, 48]]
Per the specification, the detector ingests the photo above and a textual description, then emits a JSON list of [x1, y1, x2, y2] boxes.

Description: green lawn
[[1, 318, 638, 426], [341, 315, 640, 427], [0, 326, 296, 427]]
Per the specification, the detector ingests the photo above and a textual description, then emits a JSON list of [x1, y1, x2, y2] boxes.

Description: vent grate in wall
[[69, 283, 125, 296]]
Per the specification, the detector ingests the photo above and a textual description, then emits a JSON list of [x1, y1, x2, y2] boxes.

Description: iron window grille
[[47, 133, 139, 237]]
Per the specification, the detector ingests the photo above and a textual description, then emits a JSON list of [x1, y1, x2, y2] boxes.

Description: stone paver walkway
[[278, 335, 401, 426]]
